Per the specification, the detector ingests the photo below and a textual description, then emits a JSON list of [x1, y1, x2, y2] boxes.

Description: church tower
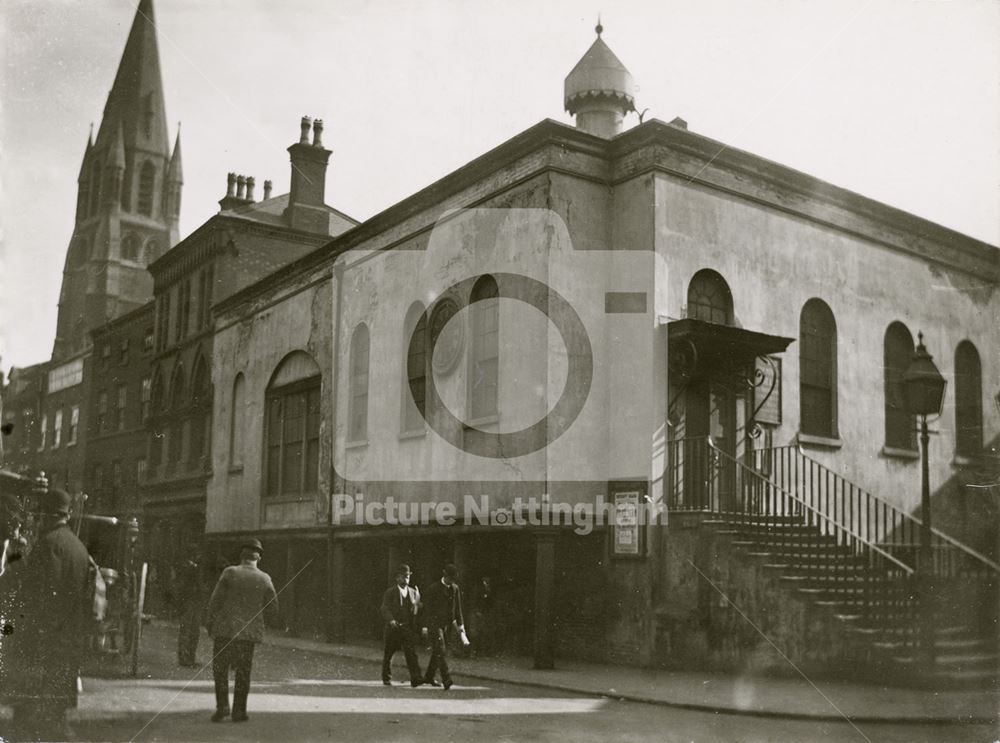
[[53, 0, 181, 359]]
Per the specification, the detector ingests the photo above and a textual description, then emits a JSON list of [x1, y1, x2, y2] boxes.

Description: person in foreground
[[8, 488, 90, 742], [380, 563, 424, 687], [420, 563, 467, 691], [206, 537, 278, 723]]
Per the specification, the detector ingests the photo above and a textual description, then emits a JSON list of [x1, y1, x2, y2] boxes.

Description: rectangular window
[[97, 391, 108, 434], [52, 408, 63, 448], [266, 384, 320, 498], [112, 460, 123, 488], [38, 413, 48, 451], [141, 377, 152, 421], [68, 405, 79, 445], [143, 327, 154, 353], [157, 293, 171, 351], [93, 463, 104, 490], [101, 343, 112, 369], [136, 458, 147, 483], [116, 384, 128, 431], [119, 338, 129, 365]]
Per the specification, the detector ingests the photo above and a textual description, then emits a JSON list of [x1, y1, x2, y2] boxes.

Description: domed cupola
[[564, 22, 636, 138]]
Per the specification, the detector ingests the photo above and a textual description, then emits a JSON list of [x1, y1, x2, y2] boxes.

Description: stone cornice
[[611, 120, 999, 280]]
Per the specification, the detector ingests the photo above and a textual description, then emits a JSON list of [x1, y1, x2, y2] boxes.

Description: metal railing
[[754, 445, 1000, 579], [666, 436, 916, 637]]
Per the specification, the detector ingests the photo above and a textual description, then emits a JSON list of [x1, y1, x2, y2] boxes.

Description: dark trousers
[[382, 624, 422, 683], [178, 603, 200, 664], [212, 638, 255, 715], [423, 627, 451, 684]]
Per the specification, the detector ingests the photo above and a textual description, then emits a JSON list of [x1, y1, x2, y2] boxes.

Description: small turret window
[[138, 161, 156, 216]]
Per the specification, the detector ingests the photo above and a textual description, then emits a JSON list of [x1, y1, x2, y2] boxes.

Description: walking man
[[176, 548, 204, 667], [420, 563, 466, 690], [206, 538, 278, 723], [380, 563, 423, 687], [9, 488, 90, 741]]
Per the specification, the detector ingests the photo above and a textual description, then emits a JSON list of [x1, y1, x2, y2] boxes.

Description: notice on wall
[[613, 491, 641, 556]]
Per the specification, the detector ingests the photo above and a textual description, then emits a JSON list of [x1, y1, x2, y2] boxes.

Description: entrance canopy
[[668, 318, 794, 380]]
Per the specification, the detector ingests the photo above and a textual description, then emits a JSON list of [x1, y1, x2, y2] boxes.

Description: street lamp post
[[902, 331, 947, 671]]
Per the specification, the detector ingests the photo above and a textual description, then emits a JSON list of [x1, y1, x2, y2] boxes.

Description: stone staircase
[[716, 516, 998, 688]]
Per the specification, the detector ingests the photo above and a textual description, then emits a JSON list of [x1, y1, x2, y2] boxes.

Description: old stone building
[[142, 117, 357, 610], [205, 26, 998, 684]]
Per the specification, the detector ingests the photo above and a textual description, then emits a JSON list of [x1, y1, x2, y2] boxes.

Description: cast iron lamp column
[[902, 332, 947, 672]]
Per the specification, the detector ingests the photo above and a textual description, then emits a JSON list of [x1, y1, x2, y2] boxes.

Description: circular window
[[429, 297, 464, 375]]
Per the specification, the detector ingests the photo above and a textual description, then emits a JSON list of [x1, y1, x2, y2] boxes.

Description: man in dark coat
[[379, 563, 423, 687], [176, 548, 204, 667], [206, 538, 278, 723], [419, 563, 466, 690], [9, 488, 90, 741]]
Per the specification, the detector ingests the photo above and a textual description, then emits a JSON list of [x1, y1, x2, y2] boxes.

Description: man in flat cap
[[9, 488, 90, 741], [379, 563, 423, 687], [206, 537, 278, 723]]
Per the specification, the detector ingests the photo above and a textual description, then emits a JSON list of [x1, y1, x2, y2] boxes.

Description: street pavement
[[0, 622, 996, 742]]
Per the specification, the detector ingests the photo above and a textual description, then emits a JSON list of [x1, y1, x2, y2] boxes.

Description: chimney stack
[[219, 172, 256, 211], [263, 180, 273, 200], [283, 115, 332, 234]]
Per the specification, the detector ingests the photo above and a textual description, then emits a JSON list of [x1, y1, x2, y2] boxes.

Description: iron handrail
[[762, 444, 1000, 576], [706, 438, 914, 575]]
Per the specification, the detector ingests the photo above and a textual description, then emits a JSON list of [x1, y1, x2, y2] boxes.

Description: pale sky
[[1, 0, 998, 373]]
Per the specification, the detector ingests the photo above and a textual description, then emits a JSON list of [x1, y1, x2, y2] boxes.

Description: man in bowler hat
[[9, 488, 90, 741], [420, 563, 466, 690], [379, 563, 423, 686], [206, 537, 278, 722]]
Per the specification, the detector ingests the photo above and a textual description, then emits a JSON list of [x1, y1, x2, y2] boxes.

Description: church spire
[[53, 0, 179, 360], [96, 0, 169, 157]]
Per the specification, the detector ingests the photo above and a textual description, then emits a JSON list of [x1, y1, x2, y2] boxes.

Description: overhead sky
[[1, 0, 998, 372]]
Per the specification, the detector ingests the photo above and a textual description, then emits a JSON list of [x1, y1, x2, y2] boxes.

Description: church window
[[687, 269, 734, 325], [138, 161, 156, 216], [955, 341, 983, 457], [121, 233, 142, 261], [799, 299, 838, 438], [884, 322, 916, 451]]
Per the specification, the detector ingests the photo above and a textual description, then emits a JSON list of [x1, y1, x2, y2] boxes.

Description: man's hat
[[396, 563, 412, 576], [38, 488, 72, 516], [241, 538, 263, 555], [443, 563, 458, 580]]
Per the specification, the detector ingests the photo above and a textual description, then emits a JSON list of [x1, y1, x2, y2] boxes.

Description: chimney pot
[[236, 175, 246, 200], [312, 119, 324, 148], [263, 180, 273, 200], [299, 116, 312, 145], [226, 172, 236, 197], [246, 176, 256, 202]]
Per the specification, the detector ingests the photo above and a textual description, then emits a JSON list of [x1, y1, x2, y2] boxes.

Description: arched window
[[403, 304, 427, 433], [348, 325, 370, 442], [687, 269, 734, 325], [121, 232, 142, 262], [144, 240, 160, 265], [137, 161, 156, 216], [265, 352, 321, 498], [230, 374, 246, 467], [189, 356, 210, 463], [955, 341, 983, 457], [884, 322, 916, 450], [470, 276, 499, 420], [799, 299, 838, 438], [168, 365, 186, 464]]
